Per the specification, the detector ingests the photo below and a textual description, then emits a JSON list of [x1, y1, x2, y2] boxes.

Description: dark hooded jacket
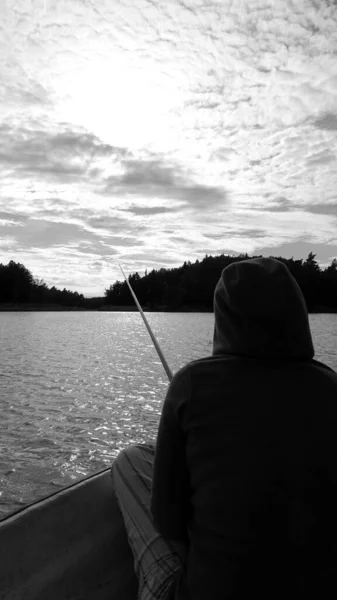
[[151, 257, 337, 600]]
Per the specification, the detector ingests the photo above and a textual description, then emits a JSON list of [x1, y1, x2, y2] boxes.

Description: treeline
[[0, 261, 84, 307], [1, 253, 337, 312], [105, 252, 337, 312]]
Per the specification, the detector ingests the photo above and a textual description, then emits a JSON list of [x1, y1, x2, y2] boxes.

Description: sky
[[0, 0, 337, 297]]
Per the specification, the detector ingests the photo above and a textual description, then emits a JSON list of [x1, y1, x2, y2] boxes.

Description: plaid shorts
[[111, 443, 182, 600]]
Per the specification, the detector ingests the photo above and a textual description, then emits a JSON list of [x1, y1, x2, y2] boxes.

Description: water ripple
[[0, 312, 336, 518]]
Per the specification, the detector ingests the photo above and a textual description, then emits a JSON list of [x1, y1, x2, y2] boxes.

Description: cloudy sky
[[1, 0, 337, 296]]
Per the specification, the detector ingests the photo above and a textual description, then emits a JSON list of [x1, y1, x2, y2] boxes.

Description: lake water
[[0, 312, 336, 519]]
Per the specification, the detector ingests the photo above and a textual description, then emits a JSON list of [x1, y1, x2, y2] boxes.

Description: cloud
[[0, 123, 129, 183], [101, 158, 227, 209], [204, 228, 266, 241], [314, 113, 337, 131], [122, 253, 181, 264], [254, 240, 337, 267], [91, 261, 103, 269], [0, 210, 26, 224], [0, 120, 227, 213], [307, 149, 336, 167], [266, 197, 292, 212], [0, 219, 90, 249], [1, 0, 337, 295], [302, 203, 337, 216], [123, 206, 178, 216], [0, 215, 150, 255]]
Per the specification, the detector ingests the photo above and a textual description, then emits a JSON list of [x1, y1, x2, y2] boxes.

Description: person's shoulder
[[168, 356, 239, 413], [310, 359, 337, 381], [184, 354, 240, 372], [169, 355, 240, 388], [168, 357, 216, 390], [171, 356, 216, 380]]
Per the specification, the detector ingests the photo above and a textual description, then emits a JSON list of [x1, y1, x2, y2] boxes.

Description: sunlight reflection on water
[[0, 311, 335, 518]]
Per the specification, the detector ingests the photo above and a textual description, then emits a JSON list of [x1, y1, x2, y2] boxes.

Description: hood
[[213, 257, 314, 360]]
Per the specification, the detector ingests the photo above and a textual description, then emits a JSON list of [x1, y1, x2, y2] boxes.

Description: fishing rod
[[117, 262, 173, 382]]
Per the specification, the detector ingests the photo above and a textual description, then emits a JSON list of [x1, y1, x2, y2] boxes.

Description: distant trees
[[0, 261, 35, 303], [325, 258, 337, 274], [105, 252, 337, 312], [1, 253, 336, 312], [0, 261, 84, 307]]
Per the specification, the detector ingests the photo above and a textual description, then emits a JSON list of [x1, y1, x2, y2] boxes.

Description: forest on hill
[[0, 261, 85, 309], [105, 252, 337, 312], [0, 252, 337, 312]]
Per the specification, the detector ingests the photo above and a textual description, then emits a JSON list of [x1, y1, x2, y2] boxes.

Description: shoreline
[[0, 303, 208, 312], [0, 304, 336, 314]]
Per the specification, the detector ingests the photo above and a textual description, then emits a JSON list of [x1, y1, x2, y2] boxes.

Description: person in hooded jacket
[[112, 256, 337, 600]]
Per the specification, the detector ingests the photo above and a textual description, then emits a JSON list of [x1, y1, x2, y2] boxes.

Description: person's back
[[151, 257, 337, 599]]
